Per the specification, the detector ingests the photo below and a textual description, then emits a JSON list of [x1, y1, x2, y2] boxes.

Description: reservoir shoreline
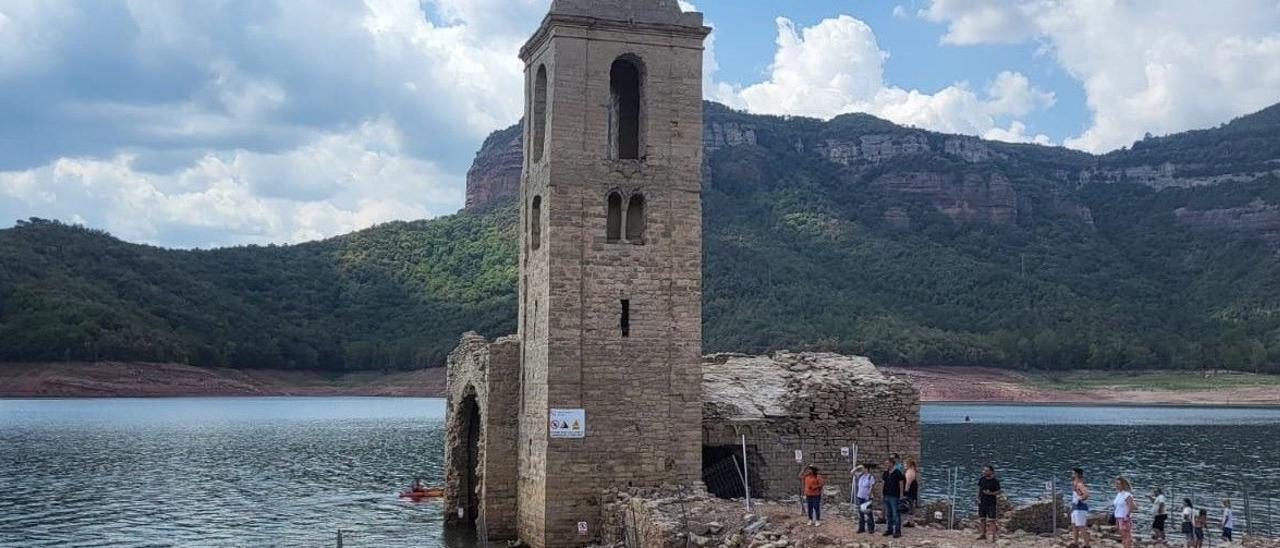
[[3, 361, 1279, 406]]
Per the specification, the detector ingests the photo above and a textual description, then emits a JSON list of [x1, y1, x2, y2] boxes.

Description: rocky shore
[[593, 488, 1280, 548], [0, 361, 446, 397]]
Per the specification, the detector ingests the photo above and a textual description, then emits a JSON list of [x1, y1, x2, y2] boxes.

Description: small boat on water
[[399, 488, 444, 500]]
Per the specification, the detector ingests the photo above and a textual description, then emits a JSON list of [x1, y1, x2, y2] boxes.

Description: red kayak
[[399, 488, 443, 500]]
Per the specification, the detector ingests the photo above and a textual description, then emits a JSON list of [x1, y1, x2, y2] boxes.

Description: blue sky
[[697, 0, 1087, 142], [1, 0, 1278, 248]]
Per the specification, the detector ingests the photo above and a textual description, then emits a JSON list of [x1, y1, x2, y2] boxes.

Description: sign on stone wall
[[549, 408, 586, 439]]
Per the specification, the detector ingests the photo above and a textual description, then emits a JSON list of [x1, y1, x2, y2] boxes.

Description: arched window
[[531, 65, 548, 163], [606, 192, 622, 243], [626, 194, 646, 243], [609, 58, 643, 160], [530, 195, 542, 250]]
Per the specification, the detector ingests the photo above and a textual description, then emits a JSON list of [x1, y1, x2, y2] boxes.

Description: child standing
[[1222, 499, 1235, 542]]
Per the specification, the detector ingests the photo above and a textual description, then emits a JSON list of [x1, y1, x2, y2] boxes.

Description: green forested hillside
[[0, 204, 517, 371], [3, 103, 1280, 372]]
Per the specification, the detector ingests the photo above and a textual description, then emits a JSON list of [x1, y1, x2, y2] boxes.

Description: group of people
[[1069, 468, 1235, 548], [796, 460, 1238, 547], [798, 454, 920, 538]]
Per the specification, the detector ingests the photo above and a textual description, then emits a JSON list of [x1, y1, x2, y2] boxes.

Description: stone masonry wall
[[702, 352, 921, 503], [515, 2, 710, 546], [443, 333, 521, 539]]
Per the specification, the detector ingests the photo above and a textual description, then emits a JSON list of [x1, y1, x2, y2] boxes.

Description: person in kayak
[[411, 478, 427, 493]]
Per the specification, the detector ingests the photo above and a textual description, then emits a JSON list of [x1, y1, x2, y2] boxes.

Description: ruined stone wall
[[702, 352, 921, 502], [443, 333, 521, 539]]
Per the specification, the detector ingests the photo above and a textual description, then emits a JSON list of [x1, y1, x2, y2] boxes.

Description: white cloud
[[0, 119, 454, 247], [922, 0, 1280, 151], [920, 0, 1038, 45], [0, 0, 545, 247], [720, 16, 1054, 143]]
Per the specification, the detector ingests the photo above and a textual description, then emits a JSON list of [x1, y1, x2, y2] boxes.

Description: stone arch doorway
[[453, 392, 482, 526]]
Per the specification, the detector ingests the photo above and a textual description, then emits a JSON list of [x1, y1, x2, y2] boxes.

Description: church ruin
[[442, 1, 919, 546]]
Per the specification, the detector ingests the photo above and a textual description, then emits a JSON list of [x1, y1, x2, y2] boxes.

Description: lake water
[[923, 404, 1280, 536], [3, 399, 1280, 547]]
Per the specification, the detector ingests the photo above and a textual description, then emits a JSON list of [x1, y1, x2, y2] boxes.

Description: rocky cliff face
[[464, 124, 522, 211], [462, 102, 1278, 239], [1175, 200, 1280, 242], [871, 171, 1020, 225]]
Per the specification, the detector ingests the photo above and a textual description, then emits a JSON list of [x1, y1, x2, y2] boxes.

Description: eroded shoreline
[[3, 361, 1279, 405]]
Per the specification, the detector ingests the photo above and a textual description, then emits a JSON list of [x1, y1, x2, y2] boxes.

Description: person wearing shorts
[[1113, 477, 1137, 548], [976, 465, 1001, 542], [1194, 509, 1208, 548], [1070, 468, 1090, 548], [1181, 499, 1196, 548], [1151, 487, 1168, 542]]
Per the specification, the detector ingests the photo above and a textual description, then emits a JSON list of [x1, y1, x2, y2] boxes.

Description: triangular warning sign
[[571, 420, 580, 430]]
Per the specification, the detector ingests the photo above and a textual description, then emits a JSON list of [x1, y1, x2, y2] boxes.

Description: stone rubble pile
[[584, 488, 1280, 548]]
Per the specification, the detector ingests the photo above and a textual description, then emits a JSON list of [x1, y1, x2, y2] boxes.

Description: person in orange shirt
[[801, 465, 825, 526]]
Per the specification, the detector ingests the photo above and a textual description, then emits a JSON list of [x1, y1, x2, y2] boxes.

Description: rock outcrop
[[464, 124, 522, 210], [870, 172, 1019, 225], [1174, 200, 1280, 242]]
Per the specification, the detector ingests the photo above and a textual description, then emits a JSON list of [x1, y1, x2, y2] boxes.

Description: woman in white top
[[1180, 499, 1196, 548], [1112, 476, 1137, 548]]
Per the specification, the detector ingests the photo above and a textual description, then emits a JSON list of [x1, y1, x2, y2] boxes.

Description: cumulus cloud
[[0, 0, 544, 247], [922, 0, 1280, 151], [0, 119, 454, 247], [720, 16, 1054, 143]]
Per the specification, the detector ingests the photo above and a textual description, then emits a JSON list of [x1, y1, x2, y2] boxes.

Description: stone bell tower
[[515, 1, 710, 546]]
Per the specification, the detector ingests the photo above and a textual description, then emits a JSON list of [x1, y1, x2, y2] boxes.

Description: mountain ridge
[[3, 102, 1280, 373]]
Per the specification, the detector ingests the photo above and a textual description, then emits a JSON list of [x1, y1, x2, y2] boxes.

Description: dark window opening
[[530, 195, 542, 251], [531, 65, 548, 163], [625, 193, 645, 243], [610, 58, 642, 160], [620, 299, 630, 338], [702, 445, 764, 500], [606, 192, 622, 243]]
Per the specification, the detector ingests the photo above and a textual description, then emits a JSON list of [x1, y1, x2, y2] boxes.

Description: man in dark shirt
[[881, 456, 906, 538], [977, 465, 1002, 542]]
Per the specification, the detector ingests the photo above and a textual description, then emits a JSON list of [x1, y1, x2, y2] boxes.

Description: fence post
[[741, 434, 752, 513], [1050, 478, 1057, 534], [949, 466, 958, 531], [1242, 484, 1250, 537]]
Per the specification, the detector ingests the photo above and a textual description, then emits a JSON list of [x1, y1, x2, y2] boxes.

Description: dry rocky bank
[[587, 488, 1279, 548]]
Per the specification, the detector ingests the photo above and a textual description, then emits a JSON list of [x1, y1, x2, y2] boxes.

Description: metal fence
[[927, 472, 1280, 544]]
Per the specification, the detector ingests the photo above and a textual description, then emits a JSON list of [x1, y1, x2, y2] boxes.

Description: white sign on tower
[[549, 408, 586, 439]]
